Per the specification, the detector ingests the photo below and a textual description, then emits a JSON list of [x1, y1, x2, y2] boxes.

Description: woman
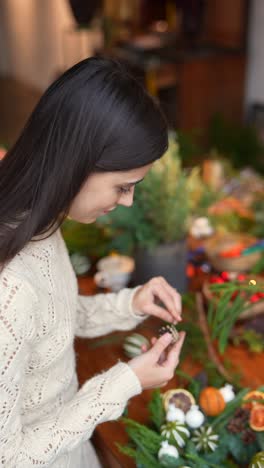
[[0, 57, 185, 468]]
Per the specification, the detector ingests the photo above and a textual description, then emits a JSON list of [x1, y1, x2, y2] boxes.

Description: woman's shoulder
[[0, 271, 38, 348], [1, 229, 62, 294], [0, 265, 39, 304]]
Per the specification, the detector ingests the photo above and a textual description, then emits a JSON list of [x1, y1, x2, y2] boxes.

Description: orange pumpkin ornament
[[250, 404, 264, 431], [199, 387, 226, 416]]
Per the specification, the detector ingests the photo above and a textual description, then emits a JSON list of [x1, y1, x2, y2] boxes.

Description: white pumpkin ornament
[[185, 404, 205, 429], [219, 383, 235, 403], [166, 404, 185, 423], [158, 441, 179, 464]]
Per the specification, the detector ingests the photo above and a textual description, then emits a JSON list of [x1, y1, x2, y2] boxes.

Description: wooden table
[[75, 276, 264, 467]]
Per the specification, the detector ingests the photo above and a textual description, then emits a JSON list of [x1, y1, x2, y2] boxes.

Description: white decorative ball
[[219, 384, 235, 403], [158, 441, 179, 461], [166, 404, 185, 423], [185, 405, 205, 429]]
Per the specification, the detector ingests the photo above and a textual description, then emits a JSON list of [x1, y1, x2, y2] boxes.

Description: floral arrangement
[[118, 383, 264, 468]]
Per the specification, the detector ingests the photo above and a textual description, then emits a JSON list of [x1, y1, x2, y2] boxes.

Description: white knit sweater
[[0, 229, 144, 467]]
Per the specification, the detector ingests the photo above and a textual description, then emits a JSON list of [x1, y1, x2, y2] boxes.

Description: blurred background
[[0, 0, 263, 148], [1, 0, 264, 292]]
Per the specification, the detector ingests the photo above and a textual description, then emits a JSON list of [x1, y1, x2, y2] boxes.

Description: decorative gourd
[[219, 383, 235, 403], [249, 404, 264, 431], [249, 451, 264, 468], [161, 421, 190, 448], [166, 404, 185, 423], [122, 333, 150, 358], [158, 441, 179, 465], [191, 425, 219, 452], [199, 387, 226, 416], [185, 405, 205, 429]]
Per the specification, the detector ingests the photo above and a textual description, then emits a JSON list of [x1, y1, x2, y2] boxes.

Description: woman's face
[[68, 163, 152, 223]]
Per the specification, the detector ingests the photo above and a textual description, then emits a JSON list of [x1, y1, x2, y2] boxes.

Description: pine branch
[[195, 293, 233, 382], [148, 389, 165, 431]]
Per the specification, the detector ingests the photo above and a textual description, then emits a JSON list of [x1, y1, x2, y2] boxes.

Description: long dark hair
[[0, 57, 168, 264]]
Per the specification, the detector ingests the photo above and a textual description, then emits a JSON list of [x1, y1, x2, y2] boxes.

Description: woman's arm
[[0, 274, 141, 468], [75, 287, 147, 338]]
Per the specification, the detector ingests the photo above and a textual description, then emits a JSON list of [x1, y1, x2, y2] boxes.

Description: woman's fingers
[[141, 344, 148, 353], [162, 331, 186, 368], [157, 277, 182, 321], [152, 278, 182, 322], [151, 333, 172, 360], [128, 331, 186, 390], [144, 303, 175, 323]]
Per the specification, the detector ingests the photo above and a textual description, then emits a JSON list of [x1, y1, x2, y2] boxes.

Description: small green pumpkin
[[123, 333, 150, 358], [161, 421, 190, 448], [191, 425, 219, 453], [249, 451, 264, 468]]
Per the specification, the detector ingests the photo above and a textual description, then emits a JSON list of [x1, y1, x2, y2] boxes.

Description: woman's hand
[[132, 276, 182, 323], [128, 331, 186, 389]]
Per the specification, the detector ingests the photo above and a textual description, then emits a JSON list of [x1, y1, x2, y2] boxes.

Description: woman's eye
[[118, 186, 132, 194]]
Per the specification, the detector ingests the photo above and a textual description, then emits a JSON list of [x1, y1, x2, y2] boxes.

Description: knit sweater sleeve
[[75, 287, 147, 338], [0, 273, 141, 468]]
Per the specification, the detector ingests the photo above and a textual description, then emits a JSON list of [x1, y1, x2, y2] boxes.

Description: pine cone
[[227, 420, 243, 433], [233, 408, 250, 422], [241, 428, 256, 445], [227, 408, 250, 433], [158, 324, 179, 343]]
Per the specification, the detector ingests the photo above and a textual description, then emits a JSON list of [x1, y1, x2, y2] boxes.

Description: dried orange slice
[[243, 391, 264, 410], [250, 404, 264, 431], [163, 389, 195, 413]]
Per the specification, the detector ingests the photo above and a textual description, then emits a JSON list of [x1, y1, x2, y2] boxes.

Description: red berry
[[221, 271, 230, 281], [237, 274, 246, 282], [231, 291, 239, 300], [250, 294, 260, 303], [210, 275, 220, 283]]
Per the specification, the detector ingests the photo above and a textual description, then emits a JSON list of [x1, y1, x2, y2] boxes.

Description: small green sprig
[[207, 280, 264, 354], [148, 389, 165, 431]]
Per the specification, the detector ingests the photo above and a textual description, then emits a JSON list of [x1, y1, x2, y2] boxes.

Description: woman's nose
[[119, 188, 134, 207]]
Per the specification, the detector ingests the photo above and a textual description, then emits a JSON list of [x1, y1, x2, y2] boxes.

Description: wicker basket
[[204, 233, 261, 272], [202, 279, 264, 321]]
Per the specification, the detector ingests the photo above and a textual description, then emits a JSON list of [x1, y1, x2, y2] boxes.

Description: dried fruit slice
[[250, 404, 264, 432], [243, 391, 264, 410], [163, 389, 196, 413]]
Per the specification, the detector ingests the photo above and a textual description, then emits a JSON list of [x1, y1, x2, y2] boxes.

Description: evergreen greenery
[[100, 134, 219, 253], [118, 384, 264, 467], [208, 279, 264, 354], [61, 218, 111, 257]]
